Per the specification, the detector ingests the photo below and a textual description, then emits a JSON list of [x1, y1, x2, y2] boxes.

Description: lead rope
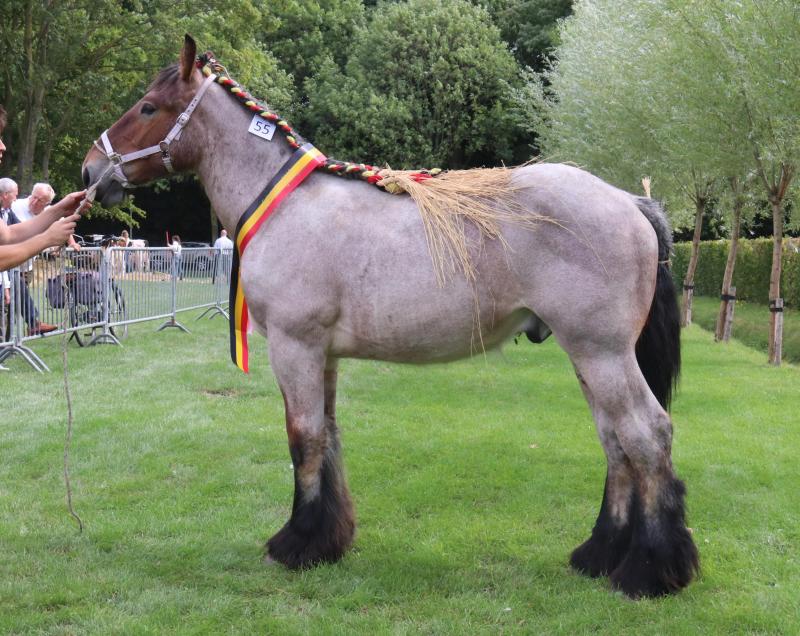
[[62, 307, 84, 533], [61, 192, 95, 533]]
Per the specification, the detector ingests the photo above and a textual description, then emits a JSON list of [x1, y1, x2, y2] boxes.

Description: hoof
[[570, 533, 628, 578], [609, 526, 699, 598], [266, 519, 353, 570], [570, 490, 635, 578]]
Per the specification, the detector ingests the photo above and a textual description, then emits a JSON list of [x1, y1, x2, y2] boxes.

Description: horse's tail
[[633, 196, 680, 410]]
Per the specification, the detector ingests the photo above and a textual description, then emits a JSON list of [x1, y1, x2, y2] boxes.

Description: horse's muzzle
[[82, 157, 126, 208]]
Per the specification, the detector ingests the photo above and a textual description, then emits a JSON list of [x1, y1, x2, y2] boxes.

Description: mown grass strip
[[0, 314, 797, 634]]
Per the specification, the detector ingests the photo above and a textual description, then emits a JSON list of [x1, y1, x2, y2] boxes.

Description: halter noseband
[[93, 72, 217, 188]]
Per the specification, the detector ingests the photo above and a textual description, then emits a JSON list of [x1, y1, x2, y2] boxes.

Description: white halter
[[93, 72, 217, 188]]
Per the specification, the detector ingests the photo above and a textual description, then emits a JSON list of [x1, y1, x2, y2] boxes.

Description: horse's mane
[[195, 53, 547, 284]]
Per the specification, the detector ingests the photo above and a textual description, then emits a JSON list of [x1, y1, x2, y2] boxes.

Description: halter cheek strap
[[93, 72, 217, 188]]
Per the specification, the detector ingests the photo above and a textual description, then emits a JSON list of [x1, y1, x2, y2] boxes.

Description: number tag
[[248, 114, 276, 141]]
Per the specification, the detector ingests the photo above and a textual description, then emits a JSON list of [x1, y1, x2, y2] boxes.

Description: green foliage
[[302, 0, 525, 169], [532, 0, 800, 231], [261, 0, 366, 91], [489, 0, 574, 70], [0, 0, 295, 196], [672, 239, 800, 307]]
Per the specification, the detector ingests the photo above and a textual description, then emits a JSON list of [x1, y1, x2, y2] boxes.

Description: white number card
[[248, 114, 276, 141]]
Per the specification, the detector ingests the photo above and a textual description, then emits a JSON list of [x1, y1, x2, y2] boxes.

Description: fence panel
[[2, 246, 231, 371]]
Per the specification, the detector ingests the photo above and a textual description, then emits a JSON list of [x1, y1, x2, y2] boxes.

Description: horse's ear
[[180, 34, 197, 82]]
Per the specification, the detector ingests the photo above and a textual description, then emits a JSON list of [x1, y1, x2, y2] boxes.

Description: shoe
[[29, 321, 58, 336]]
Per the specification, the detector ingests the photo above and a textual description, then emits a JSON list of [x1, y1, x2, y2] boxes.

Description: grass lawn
[[688, 295, 800, 364], [1, 313, 798, 634]]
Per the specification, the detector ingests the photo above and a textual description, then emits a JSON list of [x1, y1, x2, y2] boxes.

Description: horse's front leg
[[265, 335, 355, 568]]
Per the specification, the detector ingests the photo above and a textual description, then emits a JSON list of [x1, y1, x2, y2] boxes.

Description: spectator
[[0, 105, 83, 367], [213, 228, 233, 284], [13, 182, 82, 252], [1, 178, 56, 333], [171, 234, 183, 279], [6, 182, 70, 334], [213, 228, 233, 250]]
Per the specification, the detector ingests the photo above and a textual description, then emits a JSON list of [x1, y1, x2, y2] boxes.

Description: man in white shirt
[[213, 229, 234, 284], [213, 228, 233, 250], [9, 182, 61, 334]]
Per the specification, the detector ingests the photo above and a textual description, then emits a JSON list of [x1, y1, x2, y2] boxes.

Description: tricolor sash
[[230, 143, 327, 372]]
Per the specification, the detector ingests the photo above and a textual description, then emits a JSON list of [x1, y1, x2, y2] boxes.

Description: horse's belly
[[329, 304, 532, 363]]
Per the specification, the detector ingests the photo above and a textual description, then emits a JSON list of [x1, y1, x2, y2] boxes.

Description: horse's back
[[245, 162, 659, 361]]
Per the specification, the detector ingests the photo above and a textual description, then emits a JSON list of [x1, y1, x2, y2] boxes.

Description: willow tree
[[531, 0, 719, 330], [532, 0, 798, 359], [714, 0, 800, 364], [671, 0, 800, 361]]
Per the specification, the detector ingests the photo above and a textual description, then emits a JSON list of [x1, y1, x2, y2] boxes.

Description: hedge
[[671, 238, 800, 308]]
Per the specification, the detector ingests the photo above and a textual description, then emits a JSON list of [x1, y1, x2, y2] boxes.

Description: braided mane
[[196, 51, 542, 284]]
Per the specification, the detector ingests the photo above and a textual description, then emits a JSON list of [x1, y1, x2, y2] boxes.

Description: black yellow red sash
[[230, 143, 327, 372]]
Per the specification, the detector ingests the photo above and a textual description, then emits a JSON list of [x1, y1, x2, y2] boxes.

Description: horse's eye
[[140, 103, 157, 116]]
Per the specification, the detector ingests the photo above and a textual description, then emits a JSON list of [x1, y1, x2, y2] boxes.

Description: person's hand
[[43, 214, 79, 248], [50, 190, 88, 217]]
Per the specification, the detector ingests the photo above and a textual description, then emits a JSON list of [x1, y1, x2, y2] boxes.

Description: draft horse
[[82, 36, 698, 598]]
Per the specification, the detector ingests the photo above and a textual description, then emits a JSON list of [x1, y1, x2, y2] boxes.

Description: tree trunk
[[41, 139, 51, 183], [722, 286, 736, 342], [16, 1, 49, 193], [715, 181, 743, 341], [210, 208, 219, 244], [681, 195, 705, 327], [767, 196, 785, 365]]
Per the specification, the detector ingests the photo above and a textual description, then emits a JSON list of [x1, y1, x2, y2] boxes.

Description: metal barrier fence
[[0, 247, 231, 372]]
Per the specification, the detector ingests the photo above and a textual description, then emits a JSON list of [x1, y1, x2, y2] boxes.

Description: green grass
[[1, 314, 798, 634], [689, 295, 800, 363]]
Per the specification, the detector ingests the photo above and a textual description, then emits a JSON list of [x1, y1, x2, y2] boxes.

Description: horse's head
[[82, 35, 210, 207]]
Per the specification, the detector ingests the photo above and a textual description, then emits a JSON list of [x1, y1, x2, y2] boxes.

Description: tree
[[0, 0, 295, 230], [490, 0, 574, 71], [531, 0, 799, 361], [667, 0, 800, 364], [302, 0, 524, 169], [259, 0, 365, 92]]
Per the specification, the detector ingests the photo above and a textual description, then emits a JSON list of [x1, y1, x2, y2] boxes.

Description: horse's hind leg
[[572, 353, 698, 598], [265, 335, 355, 568], [570, 372, 637, 577]]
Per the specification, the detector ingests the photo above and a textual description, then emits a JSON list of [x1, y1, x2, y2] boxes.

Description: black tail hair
[[633, 197, 681, 410]]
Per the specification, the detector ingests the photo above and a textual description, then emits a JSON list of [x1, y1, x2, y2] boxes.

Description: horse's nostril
[[82, 167, 91, 188]]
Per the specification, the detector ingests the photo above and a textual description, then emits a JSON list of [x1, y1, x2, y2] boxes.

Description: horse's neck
[[190, 86, 295, 233]]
